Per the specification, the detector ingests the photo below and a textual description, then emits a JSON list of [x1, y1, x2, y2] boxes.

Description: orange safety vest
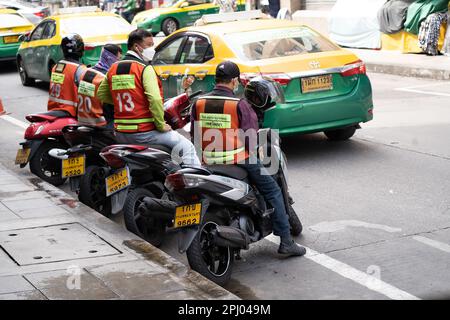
[[107, 60, 161, 133], [77, 68, 107, 127], [195, 96, 249, 165], [48, 60, 84, 117]]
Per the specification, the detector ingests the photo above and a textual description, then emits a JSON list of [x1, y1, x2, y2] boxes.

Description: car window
[[223, 26, 340, 62], [60, 16, 134, 38], [179, 36, 212, 64], [42, 21, 56, 39], [0, 13, 31, 28], [153, 37, 185, 65], [187, 0, 210, 5], [30, 22, 47, 41]]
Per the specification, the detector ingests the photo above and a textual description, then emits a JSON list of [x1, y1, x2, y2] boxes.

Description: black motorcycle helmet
[[61, 33, 84, 60], [244, 76, 285, 110]]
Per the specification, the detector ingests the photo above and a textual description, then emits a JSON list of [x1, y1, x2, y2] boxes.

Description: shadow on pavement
[[0, 60, 18, 74]]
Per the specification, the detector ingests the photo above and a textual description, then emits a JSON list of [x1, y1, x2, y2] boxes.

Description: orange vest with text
[[194, 96, 249, 164], [48, 60, 84, 117], [77, 68, 107, 127], [107, 60, 161, 133]]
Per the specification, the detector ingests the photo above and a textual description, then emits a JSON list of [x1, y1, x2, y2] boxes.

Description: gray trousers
[[115, 130, 201, 166]]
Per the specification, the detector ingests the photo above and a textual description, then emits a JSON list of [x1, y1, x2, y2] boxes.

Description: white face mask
[[233, 78, 240, 94], [142, 47, 155, 62]]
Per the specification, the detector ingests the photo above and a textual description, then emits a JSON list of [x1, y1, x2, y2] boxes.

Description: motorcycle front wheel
[[29, 140, 67, 186], [288, 205, 303, 236], [123, 188, 165, 247], [186, 213, 234, 287]]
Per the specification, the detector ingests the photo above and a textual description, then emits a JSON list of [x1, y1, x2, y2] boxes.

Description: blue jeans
[[238, 158, 291, 238]]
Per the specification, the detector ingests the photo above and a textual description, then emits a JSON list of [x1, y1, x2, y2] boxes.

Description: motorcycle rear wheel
[[78, 165, 111, 217], [123, 188, 165, 247], [29, 140, 67, 186], [186, 213, 234, 287]]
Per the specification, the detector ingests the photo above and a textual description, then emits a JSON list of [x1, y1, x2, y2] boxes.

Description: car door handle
[[160, 71, 171, 81], [194, 70, 208, 80]]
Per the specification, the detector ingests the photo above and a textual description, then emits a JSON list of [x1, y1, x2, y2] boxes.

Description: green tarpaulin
[[404, 0, 449, 34]]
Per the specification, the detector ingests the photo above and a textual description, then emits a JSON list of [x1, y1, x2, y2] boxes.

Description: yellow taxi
[[152, 12, 374, 139], [0, 8, 34, 62], [17, 7, 135, 86]]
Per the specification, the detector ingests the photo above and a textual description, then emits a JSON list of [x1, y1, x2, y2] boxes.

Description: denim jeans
[[115, 130, 201, 166], [238, 158, 291, 238]]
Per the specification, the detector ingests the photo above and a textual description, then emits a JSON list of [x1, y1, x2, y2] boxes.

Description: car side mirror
[[180, 2, 189, 8], [18, 33, 29, 42]]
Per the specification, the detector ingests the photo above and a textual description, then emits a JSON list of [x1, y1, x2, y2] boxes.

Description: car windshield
[[163, 0, 183, 7], [0, 13, 31, 28], [60, 15, 134, 38], [223, 26, 339, 61]]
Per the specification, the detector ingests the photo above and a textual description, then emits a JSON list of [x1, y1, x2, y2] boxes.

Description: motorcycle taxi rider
[[77, 44, 123, 129], [47, 33, 86, 118], [96, 28, 201, 167], [190, 61, 306, 257]]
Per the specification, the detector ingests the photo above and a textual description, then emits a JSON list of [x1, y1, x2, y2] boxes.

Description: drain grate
[[0, 223, 121, 266]]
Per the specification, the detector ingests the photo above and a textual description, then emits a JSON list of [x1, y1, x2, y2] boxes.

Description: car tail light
[[84, 45, 96, 51], [240, 72, 291, 86], [341, 60, 366, 77], [34, 12, 45, 18], [165, 173, 185, 191], [261, 73, 292, 86]]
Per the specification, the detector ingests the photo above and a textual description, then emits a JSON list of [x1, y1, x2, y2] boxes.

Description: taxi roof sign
[[56, 6, 100, 15], [198, 10, 265, 25]]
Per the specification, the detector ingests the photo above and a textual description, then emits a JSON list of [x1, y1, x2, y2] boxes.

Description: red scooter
[[15, 111, 77, 186]]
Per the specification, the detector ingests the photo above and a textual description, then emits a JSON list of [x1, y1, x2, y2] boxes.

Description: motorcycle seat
[[26, 110, 72, 123], [206, 164, 248, 180]]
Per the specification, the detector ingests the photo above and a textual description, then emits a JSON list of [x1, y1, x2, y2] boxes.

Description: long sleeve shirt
[[96, 51, 166, 131]]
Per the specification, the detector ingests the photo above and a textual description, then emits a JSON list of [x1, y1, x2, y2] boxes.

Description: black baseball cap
[[215, 61, 240, 81]]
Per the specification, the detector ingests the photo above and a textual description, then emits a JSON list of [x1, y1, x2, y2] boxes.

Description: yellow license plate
[[301, 74, 333, 93], [4, 35, 19, 44], [174, 203, 201, 228], [15, 147, 31, 165], [62, 156, 85, 178], [105, 167, 130, 196]]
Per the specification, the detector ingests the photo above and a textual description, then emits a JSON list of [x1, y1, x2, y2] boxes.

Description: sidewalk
[[348, 48, 450, 81], [0, 164, 238, 300]]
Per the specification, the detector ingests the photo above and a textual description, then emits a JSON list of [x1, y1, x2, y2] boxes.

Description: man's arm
[[142, 66, 166, 131], [96, 75, 114, 105]]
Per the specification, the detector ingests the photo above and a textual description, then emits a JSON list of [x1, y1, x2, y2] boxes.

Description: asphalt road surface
[[1, 60, 450, 300]]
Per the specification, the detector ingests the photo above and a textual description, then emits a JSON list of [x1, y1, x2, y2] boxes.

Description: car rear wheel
[[324, 126, 357, 141], [18, 58, 35, 87], [162, 18, 178, 36]]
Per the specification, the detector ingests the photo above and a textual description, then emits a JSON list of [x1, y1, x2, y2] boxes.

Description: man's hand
[[160, 123, 172, 132]]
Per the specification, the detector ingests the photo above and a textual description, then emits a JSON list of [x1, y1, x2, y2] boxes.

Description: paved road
[[1, 60, 450, 300]]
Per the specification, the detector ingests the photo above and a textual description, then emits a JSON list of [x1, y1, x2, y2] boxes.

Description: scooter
[[15, 111, 77, 186], [136, 80, 303, 286], [48, 125, 117, 216]]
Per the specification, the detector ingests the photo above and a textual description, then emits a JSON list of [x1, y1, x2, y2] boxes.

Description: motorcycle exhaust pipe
[[137, 197, 177, 221], [211, 226, 250, 250]]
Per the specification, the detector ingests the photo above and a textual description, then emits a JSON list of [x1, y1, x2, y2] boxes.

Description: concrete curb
[[366, 63, 450, 81], [0, 165, 239, 300]]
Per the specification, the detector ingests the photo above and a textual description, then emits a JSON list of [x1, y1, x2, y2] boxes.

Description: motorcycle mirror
[[48, 148, 69, 160]]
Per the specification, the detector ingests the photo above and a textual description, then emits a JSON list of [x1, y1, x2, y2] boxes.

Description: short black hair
[[215, 77, 233, 85], [127, 28, 153, 50], [104, 43, 122, 56]]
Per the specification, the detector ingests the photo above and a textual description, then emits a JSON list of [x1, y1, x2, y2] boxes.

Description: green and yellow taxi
[[0, 9, 34, 61], [17, 9, 135, 86], [151, 17, 374, 139], [132, 0, 246, 36]]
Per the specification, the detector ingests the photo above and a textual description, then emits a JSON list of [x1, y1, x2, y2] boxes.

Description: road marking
[[413, 236, 450, 253], [395, 88, 450, 97], [265, 234, 420, 300], [309, 220, 402, 234], [0, 114, 28, 129]]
